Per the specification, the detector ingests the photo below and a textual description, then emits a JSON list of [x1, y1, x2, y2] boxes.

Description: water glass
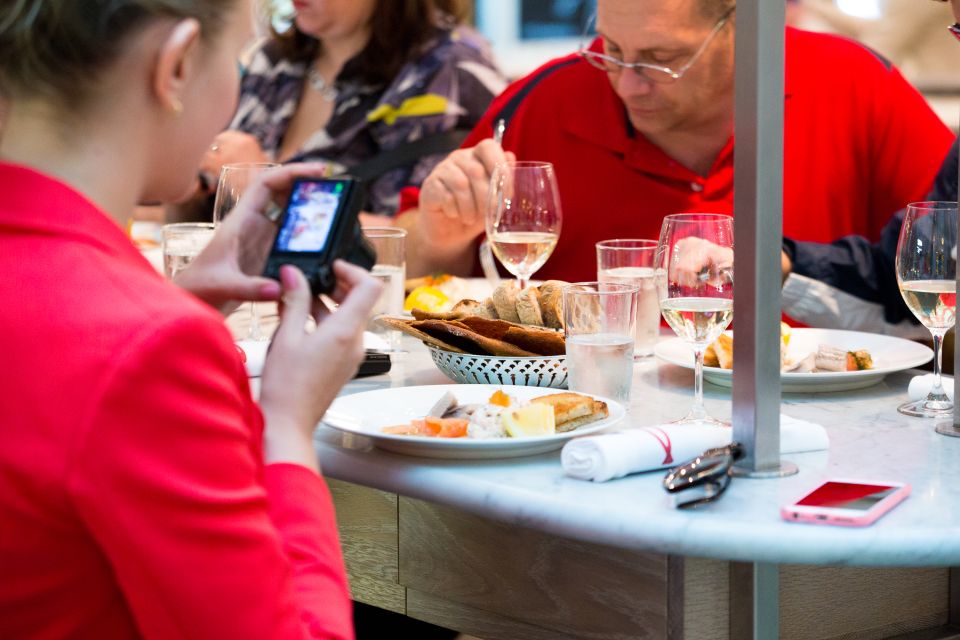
[[161, 222, 215, 279], [562, 282, 638, 406], [364, 227, 406, 351], [597, 239, 660, 359]]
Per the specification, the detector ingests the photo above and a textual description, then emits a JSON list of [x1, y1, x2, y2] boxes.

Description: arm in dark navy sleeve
[[782, 137, 958, 334]]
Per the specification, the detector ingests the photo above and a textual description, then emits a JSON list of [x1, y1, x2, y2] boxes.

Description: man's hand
[[416, 140, 515, 254]]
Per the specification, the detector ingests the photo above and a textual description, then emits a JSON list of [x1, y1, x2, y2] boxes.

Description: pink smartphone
[[780, 478, 910, 527]]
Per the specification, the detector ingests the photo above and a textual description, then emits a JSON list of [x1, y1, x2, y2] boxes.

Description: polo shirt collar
[[0, 161, 153, 270]]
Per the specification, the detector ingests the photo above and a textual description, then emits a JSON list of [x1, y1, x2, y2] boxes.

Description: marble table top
[[315, 335, 960, 567]]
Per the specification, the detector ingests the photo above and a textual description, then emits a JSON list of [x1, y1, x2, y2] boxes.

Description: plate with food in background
[[654, 327, 932, 393], [321, 384, 624, 458]]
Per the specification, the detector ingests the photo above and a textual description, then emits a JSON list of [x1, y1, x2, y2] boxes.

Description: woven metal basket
[[427, 346, 567, 388]]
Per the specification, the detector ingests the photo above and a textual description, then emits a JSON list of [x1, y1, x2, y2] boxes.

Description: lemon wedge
[[403, 285, 449, 312], [502, 404, 555, 438], [780, 322, 792, 346]]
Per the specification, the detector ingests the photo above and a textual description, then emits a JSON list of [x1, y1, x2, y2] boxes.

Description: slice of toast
[[552, 401, 609, 433], [713, 333, 733, 369], [530, 392, 597, 427]]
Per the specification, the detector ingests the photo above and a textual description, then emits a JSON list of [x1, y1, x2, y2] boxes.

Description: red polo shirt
[[0, 163, 353, 639], [408, 28, 952, 282]]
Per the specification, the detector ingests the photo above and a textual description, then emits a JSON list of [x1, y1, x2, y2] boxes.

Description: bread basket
[[427, 345, 567, 388]]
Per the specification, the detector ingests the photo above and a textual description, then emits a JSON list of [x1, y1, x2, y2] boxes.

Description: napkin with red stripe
[[561, 416, 828, 482]]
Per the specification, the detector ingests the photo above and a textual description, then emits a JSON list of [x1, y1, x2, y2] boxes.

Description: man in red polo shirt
[[398, 0, 952, 282]]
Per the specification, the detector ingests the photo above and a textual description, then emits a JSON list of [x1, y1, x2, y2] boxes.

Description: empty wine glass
[[896, 201, 957, 421], [655, 213, 734, 426], [213, 162, 279, 341], [486, 161, 562, 290]]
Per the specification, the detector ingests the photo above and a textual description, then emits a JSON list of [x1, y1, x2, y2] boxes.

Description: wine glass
[[895, 201, 957, 421], [655, 213, 734, 426], [486, 161, 562, 290], [213, 162, 279, 341]]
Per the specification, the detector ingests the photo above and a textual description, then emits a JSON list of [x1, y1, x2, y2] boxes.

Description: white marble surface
[[316, 336, 960, 567]]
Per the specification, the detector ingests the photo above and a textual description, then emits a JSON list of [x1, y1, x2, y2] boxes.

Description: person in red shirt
[[399, 0, 953, 282], [0, 1, 382, 638]]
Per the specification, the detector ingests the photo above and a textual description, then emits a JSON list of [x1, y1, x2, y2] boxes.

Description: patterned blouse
[[230, 20, 506, 215]]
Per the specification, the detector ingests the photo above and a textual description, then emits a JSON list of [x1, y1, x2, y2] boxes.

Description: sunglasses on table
[[662, 442, 743, 509]]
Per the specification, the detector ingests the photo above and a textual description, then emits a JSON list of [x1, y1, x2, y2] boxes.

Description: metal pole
[[730, 0, 796, 478], [940, 127, 959, 436], [729, 562, 781, 640]]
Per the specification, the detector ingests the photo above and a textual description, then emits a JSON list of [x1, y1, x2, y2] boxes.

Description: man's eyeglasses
[[662, 443, 743, 508], [578, 6, 736, 84]]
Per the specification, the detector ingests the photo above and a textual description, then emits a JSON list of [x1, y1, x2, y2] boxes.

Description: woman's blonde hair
[[0, 0, 237, 105]]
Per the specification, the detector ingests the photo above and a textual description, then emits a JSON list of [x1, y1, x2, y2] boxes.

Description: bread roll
[[491, 281, 522, 323], [515, 286, 544, 326], [536, 280, 566, 330]]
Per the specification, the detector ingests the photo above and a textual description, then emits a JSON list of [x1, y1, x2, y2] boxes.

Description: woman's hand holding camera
[[259, 261, 383, 472], [174, 163, 330, 315]]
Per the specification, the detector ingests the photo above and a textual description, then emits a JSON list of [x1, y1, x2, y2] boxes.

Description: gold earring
[[170, 98, 183, 116]]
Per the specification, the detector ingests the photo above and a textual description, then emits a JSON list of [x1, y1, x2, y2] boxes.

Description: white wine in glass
[[486, 161, 562, 289], [895, 201, 957, 422], [655, 213, 734, 426]]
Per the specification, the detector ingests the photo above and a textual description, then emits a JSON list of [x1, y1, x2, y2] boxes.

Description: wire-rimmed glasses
[[578, 6, 735, 83]]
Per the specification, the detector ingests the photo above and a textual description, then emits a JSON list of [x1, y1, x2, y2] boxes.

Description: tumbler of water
[[161, 222, 215, 279], [596, 239, 660, 359], [562, 282, 638, 406], [364, 227, 406, 351]]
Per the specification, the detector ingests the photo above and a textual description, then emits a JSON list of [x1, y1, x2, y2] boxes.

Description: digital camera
[[263, 177, 376, 295]]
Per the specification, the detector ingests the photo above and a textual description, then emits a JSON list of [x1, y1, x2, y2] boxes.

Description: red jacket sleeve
[[67, 313, 353, 640]]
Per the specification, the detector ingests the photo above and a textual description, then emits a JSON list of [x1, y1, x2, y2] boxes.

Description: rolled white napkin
[[561, 415, 829, 483], [908, 374, 955, 401]]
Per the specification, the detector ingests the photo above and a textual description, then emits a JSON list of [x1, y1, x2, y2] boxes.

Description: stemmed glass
[[895, 201, 957, 421], [655, 214, 734, 426], [486, 161, 562, 290], [213, 162, 279, 341]]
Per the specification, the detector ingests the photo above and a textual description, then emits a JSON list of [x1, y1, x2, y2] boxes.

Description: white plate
[[321, 384, 625, 459], [654, 328, 933, 393]]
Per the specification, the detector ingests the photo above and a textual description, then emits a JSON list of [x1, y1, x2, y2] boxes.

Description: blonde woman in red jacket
[[0, 1, 381, 638]]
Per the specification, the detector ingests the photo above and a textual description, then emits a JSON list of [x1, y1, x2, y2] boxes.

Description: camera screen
[[275, 180, 348, 253], [796, 482, 897, 511]]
